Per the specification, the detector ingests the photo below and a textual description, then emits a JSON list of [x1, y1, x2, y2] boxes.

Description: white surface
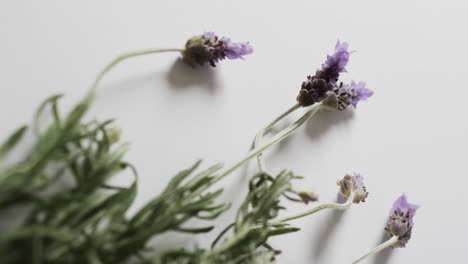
[[1, 1, 466, 263]]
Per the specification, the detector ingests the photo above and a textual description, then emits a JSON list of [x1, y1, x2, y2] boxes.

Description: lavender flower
[[183, 32, 253, 67], [297, 40, 373, 109], [336, 173, 368, 204], [331, 81, 374, 110], [297, 40, 350, 107], [385, 194, 419, 248]]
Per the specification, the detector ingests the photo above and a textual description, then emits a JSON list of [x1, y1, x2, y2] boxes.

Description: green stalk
[[85, 48, 184, 101], [214, 103, 323, 183], [252, 103, 300, 172], [275, 192, 355, 223], [352, 235, 399, 264]]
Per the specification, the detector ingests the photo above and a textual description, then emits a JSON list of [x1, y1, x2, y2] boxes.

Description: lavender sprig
[[0, 33, 415, 264], [266, 174, 367, 225], [252, 40, 373, 173], [353, 194, 418, 264]]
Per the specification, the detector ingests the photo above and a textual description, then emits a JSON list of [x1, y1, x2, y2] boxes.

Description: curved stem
[[277, 192, 355, 223], [211, 223, 234, 248], [252, 103, 300, 172], [85, 48, 184, 102], [352, 235, 399, 264], [214, 103, 323, 183]]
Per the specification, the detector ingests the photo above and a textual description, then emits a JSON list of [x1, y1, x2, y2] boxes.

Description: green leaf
[[175, 226, 214, 234], [0, 125, 28, 161], [267, 227, 300, 236]]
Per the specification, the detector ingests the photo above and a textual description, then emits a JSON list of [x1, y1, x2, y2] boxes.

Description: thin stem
[[242, 192, 357, 232], [85, 48, 184, 101], [211, 223, 235, 248], [277, 192, 355, 223], [252, 103, 300, 172], [214, 103, 323, 183], [352, 236, 399, 264]]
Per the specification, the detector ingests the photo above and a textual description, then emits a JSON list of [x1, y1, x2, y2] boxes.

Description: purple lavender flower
[[297, 40, 374, 110], [183, 32, 253, 67], [336, 173, 368, 204], [297, 40, 351, 107], [385, 194, 419, 247], [331, 81, 374, 110]]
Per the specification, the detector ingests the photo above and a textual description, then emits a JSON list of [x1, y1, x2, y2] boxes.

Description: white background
[[1, 1, 466, 263]]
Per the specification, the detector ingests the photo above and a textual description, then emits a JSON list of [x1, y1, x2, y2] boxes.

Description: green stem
[[214, 103, 323, 183], [248, 192, 355, 230], [211, 223, 235, 248], [85, 48, 185, 101], [276, 192, 355, 223], [252, 103, 300, 172], [352, 235, 399, 264]]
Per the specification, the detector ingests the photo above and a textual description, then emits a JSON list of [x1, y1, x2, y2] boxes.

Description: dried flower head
[[336, 173, 368, 204], [183, 32, 253, 67], [385, 194, 419, 248]]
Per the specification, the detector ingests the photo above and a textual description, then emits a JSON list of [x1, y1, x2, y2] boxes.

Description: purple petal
[[335, 40, 349, 54], [333, 40, 350, 69], [225, 41, 253, 59], [349, 81, 373, 107], [202, 31, 216, 41], [391, 193, 419, 218]]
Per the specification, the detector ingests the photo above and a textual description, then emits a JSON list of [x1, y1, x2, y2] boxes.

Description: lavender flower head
[[336, 173, 368, 204], [385, 194, 419, 248], [331, 81, 374, 110], [183, 32, 253, 67], [297, 40, 373, 109]]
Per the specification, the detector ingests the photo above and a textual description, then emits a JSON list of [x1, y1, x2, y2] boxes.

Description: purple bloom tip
[[333, 40, 350, 68], [225, 40, 253, 59], [321, 40, 350, 79], [391, 194, 419, 220], [202, 31, 216, 40], [349, 81, 374, 107]]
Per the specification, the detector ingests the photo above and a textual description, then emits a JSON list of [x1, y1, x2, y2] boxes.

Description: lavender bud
[[336, 173, 368, 204], [297, 191, 319, 204], [385, 194, 419, 248], [183, 32, 253, 67], [297, 77, 328, 107], [108, 127, 122, 144]]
